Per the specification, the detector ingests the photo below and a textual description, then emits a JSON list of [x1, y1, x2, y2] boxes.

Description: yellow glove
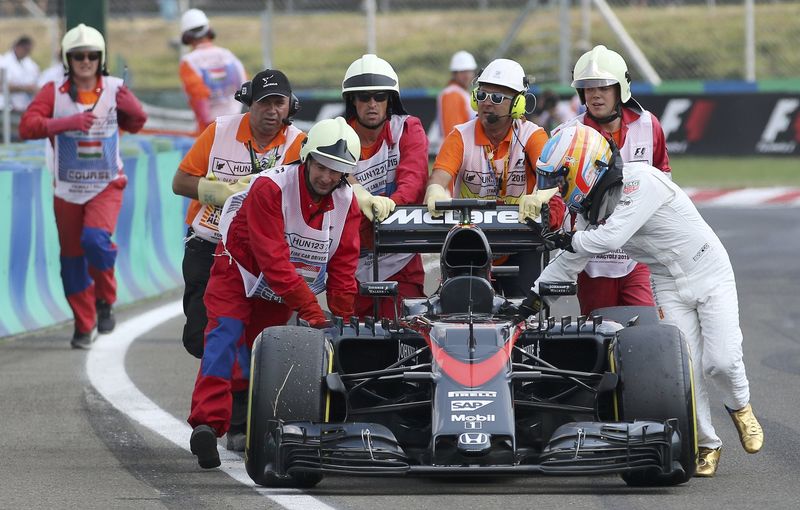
[[232, 175, 253, 192], [424, 183, 451, 217], [197, 175, 252, 206], [352, 184, 396, 222], [518, 187, 559, 223]]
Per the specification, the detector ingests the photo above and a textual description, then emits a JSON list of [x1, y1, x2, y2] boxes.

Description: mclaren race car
[[245, 200, 698, 488]]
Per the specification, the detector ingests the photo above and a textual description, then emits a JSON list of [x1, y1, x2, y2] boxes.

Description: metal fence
[[0, 0, 798, 93]]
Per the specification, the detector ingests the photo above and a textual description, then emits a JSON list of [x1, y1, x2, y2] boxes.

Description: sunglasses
[[69, 52, 101, 62], [354, 91, 389, 103], [475, 90, 515, 105]]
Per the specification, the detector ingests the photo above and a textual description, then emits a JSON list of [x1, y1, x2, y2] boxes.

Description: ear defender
[[289, 93, 301, 117], [510, 94, 526, 119], [234, 81, 253, 106], [469, 67, 483, 112], [511, 75, 531, 119]]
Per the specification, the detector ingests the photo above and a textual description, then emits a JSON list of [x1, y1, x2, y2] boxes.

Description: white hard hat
[[300, 117, 361, 174], [572, 45, 631, 103], [477, 58, 527, 93], [180, 8, 210, 34], [342, 54, 399, 94], [449, 51, 477, 72], [61, 23, 105, 68]]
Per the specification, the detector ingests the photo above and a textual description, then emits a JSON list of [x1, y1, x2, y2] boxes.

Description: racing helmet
[[449, 50, 477, 72], [536, 123, 612, 213], [571, 45, 631, 104], [61, 24, 106, 70], [342, 54, 407, 116], [300, 117, 361, 174]]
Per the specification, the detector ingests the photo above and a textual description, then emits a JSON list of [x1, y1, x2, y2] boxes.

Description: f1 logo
[[660, 99, 692, 141], [761, 99, 799, 142], [757, 99, 800, 153], [660, 98, 715, 153]]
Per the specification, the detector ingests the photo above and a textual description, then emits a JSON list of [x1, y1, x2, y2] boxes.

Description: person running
[[19, 24, 147, 348]]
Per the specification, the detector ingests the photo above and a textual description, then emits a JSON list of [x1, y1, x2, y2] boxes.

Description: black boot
[[96, 300, 116, 334], [190, 425, 221, 469], [70, 327, 98, 349]]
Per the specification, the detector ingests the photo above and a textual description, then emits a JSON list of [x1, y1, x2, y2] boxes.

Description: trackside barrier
[[0, 134, 194, 338]]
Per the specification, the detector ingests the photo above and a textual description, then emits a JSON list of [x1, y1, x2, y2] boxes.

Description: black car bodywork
[[245, 201, 697, 488]]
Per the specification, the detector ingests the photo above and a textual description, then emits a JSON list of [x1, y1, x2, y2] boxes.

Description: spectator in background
[[179, 8, 247, 133], [19, 24, 147, 349], [172, 69, 305, 452], [552, 44, 671, 321], [188, 118, 361, 470], [531, 89, 575, 134], [425, 58, 564, 298], [341, 54, 429, 320], [436, 50, 477, 139], [1, 35, 40, 111]]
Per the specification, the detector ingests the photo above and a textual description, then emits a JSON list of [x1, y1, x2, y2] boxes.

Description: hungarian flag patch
[[77, 140, 103, 159]]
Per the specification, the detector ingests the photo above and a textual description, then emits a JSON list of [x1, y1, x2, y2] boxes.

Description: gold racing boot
[[728, 403, 764, 453], [695, 447, 722, 477]]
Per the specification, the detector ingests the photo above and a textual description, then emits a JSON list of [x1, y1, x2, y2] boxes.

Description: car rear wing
[[374, 204, 548, 255]]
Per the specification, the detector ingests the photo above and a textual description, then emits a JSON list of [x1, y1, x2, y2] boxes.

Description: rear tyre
[[612, 324, 697, 486], [246, 325, 330, 487], [592, 305, 660, 326]]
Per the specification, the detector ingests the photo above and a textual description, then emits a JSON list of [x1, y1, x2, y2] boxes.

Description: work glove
[[281, 283, 327, 327], [45, 111, 96, 136], [518, 187, 559, 223], [352, 184, 396, 222], [310, 319, 334, 330], [115, 86, 142, 116], [424, 183, 450, 217], [515, 291, 543, 322], [197, 175, 251, 206], [542, 230, 575, 252]]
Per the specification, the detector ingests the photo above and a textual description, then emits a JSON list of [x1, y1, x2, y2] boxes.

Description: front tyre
[[246, 325, 331, 487], [612, 324, 698, 486]]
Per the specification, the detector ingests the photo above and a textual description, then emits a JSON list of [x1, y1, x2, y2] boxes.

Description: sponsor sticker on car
[[450, 400, 492, 411]]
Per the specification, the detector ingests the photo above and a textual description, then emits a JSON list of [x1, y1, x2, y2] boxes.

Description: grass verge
[[670, 156, 800, 188]]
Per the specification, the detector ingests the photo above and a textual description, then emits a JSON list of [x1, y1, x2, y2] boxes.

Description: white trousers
[[654, 272, 751, 449]]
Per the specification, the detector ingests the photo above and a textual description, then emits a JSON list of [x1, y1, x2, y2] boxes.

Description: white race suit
[[533, 162, 750, 449]]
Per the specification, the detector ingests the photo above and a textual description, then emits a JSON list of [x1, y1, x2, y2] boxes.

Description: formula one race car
[[245, 200, 697, 488]]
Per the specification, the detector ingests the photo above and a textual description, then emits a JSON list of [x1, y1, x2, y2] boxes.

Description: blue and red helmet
[[536, 123, 613, 213]]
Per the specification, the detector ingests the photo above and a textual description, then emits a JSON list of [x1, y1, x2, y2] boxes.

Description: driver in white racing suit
[[521, 123, 764, 477]]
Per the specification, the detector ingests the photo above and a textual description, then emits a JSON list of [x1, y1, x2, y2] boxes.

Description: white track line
[[86, 300, 335, 510]]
